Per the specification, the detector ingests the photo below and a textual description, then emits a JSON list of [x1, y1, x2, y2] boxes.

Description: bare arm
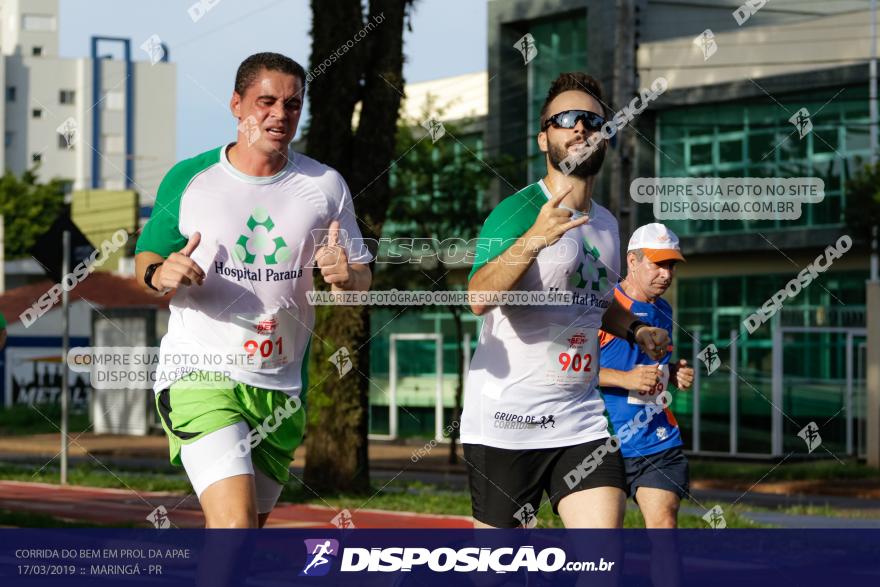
[[601, 296, 671, 362], [469, 184, 587, 315], [599, 365, 658, 392], [468, 234, 540, 315], [341, 263, 371, 292], [134, 233, 205, 297], [135, 251, 169, 297]]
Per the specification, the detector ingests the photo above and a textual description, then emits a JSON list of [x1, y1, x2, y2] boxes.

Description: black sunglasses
[[543, 109, 606, 131]]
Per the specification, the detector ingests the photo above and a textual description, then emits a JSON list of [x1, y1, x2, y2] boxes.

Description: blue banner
[[1, 529, 878, 586]]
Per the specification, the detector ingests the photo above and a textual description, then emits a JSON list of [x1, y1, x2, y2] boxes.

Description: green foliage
[[844, 161, 880, 244], [0, 404, 89, 436], [376, 99, 512, 291], [0, 167, 66, 258]]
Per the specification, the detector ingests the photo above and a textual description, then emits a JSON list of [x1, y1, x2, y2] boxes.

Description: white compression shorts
[[180, 421, 284, 514]]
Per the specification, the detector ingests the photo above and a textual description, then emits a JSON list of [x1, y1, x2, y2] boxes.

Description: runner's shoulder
[[160, 146, 223, 189], [587, 199, 618, 231], [288, 151, 347, 195], [483, 183, 545, 225]]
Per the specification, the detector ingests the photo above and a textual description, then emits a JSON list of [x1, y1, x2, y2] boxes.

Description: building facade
[[0, 0, 175, 202], [477, 0, 875, 457]]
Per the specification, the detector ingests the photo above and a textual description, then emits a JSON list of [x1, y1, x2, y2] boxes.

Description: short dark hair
[[234, 52, 306, 96], [539, 73, 607, 128]]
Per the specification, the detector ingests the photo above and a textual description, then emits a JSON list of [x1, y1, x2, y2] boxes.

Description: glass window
[[656, 85, 873, 235], [22, 15, 56, 31], [526, 10, 588, 180]]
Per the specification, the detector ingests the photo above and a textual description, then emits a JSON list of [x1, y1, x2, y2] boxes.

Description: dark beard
[[548, 138, 607, 178]]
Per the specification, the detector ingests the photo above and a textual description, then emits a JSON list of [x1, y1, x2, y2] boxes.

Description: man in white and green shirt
[[135, 53, 371, 528], [463, 73, 669, 529]]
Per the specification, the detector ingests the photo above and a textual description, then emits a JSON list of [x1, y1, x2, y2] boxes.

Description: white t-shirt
[[136, 144, 371, 394], [461, 180, 620, 449]]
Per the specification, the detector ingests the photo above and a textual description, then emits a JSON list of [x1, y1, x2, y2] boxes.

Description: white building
[[0, 0, 175, 201]]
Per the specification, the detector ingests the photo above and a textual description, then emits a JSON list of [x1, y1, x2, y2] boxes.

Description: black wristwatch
[[626, 320, 649, 344], [144, 262, 164, 292]]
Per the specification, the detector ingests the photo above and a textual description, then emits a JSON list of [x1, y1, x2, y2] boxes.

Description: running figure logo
[[789, 108, 813, 139], [798, 421, 822, 453], [697, 344, 721, 375], [514, 33, 538, 65], [146, 505, 170, 529], [693, 29, 717, 61], [328, 347, 353, 378], [702, 505, 726, 529], [300, 539, 340, 577], [56, 117, 78, 149], [513, 503, 538, 528], [234, 207, 291, 265], [539, 415, 556, 429]]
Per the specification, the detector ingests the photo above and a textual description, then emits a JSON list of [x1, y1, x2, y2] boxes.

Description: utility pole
[[610, 0, 639, 260], [866, 0, 880, 467], [60, 231, 70, 484]]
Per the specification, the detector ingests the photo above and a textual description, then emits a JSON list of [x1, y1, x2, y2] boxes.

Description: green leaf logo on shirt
[[569, 238, 608, 292], [234, 207, 291, 265]]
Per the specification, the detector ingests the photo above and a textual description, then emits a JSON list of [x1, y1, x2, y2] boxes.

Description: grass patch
[[0, 462, 191, 493], [690, 459, 879, 482], [0, 463, 772, 528], [0, 404, 90, 436]]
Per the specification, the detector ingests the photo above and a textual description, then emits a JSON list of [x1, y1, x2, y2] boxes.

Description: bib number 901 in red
[[243, 337, 284, 359]]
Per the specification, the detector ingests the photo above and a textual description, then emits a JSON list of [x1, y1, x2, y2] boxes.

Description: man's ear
[[627, 252, 638, 273], [537, 129, 548, 153], [230, 92, 242, 119]]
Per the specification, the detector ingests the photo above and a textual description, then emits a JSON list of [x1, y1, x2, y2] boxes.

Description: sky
[[59, 0, 488, 160]]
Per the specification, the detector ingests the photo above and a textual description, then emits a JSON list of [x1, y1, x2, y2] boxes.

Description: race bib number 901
[[233, 311, 296, 370]]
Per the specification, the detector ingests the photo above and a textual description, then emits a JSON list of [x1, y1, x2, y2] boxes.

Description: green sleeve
[[0, 313, 6, 329], [468, 185, 544, 281], [135, 147, 221, 257]]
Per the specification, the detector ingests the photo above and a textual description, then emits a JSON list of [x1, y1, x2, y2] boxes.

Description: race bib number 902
[[546, 326, 598, 387]]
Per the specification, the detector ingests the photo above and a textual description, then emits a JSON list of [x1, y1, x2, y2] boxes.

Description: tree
[[844, 161, 880, 250], [303, 0, 414, 493], [376, 101, 514, 463], [0, 167, 66, 258]]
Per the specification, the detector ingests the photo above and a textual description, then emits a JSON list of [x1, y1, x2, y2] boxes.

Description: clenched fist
[[634, 326, 670, 361]]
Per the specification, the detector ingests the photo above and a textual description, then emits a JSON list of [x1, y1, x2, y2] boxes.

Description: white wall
[[0, 0, 175, 199], [0, 0, 60, 58]]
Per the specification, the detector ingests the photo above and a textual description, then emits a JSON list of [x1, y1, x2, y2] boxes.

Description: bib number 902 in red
[[558, 352, 592, 372]]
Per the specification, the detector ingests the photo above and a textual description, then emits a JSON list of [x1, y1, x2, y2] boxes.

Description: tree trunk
[[303, 0, 410, 494]]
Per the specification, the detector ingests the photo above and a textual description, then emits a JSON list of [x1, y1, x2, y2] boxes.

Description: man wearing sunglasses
[[461, 72, 670, 528]]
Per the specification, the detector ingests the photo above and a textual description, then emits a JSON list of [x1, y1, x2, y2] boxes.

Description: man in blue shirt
[[599, 223, 694, 528]]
